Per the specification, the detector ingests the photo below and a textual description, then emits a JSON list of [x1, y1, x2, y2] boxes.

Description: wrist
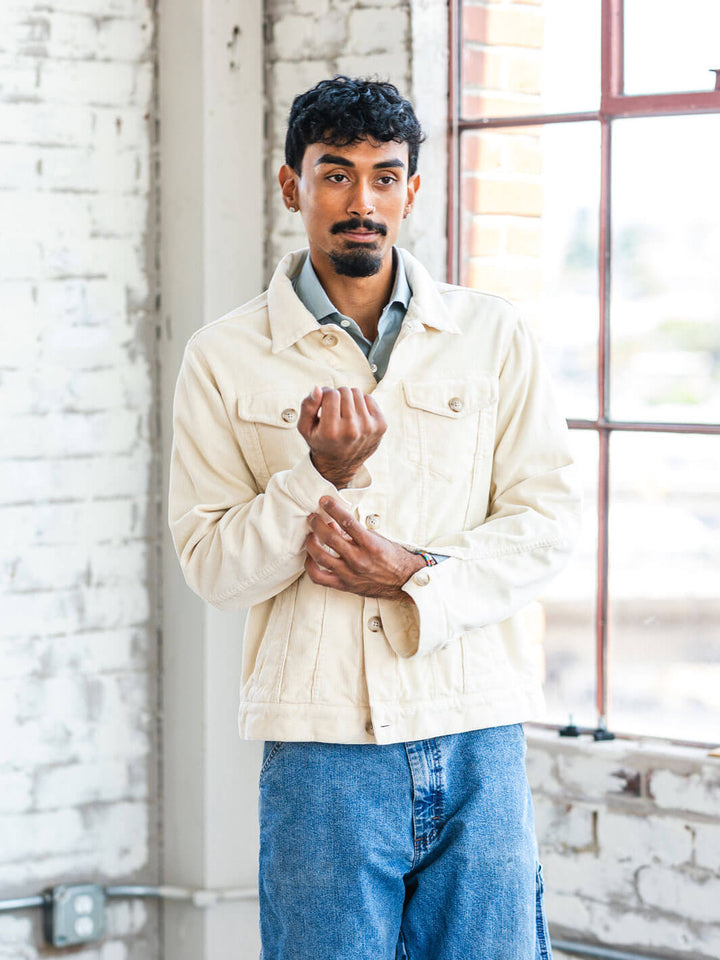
[[310, 452, 359, 489]]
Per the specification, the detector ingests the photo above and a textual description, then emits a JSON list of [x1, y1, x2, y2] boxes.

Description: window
[[449, 0, 720, 743]]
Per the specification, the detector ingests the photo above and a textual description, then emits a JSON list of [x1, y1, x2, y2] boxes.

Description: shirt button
[[340, 319, 351, 328], [321, 333, 338, 346], [281, 408, 297, 423], [413, 571, 431, 587], [365, 513, 381, 530], [368, 616, 382, 632], [448, 397, 463, 413], [370, 363, 378, 373], [365, 719, 374, 735]]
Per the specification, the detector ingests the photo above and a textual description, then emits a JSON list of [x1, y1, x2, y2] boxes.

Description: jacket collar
[[267, 248, 461, 354]]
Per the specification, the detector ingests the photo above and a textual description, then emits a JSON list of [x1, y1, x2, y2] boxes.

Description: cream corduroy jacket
[[168, 248, 581, 745]]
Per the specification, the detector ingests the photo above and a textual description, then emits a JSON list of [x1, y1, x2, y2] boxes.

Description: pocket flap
[[236, 393, 301, 428], [402, 377, 497, 418]]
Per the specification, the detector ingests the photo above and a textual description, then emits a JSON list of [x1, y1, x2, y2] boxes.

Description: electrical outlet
[[43, 883, 106, 947]]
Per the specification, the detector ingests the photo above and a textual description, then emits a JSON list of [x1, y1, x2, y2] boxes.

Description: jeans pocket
[[260, 740, 286, 779], [535, 863, 553, 960]]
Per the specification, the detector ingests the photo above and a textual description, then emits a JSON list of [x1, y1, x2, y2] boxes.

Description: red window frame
[[447, 0, 720, 741]]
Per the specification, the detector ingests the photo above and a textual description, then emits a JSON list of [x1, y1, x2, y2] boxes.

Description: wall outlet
[[43, 883, 106, 947]]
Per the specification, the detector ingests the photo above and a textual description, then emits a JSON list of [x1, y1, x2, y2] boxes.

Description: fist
[[297, 386, 387, 488]]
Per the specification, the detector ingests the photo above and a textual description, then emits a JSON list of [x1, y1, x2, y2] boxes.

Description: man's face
[[279, 138, 420, 278]]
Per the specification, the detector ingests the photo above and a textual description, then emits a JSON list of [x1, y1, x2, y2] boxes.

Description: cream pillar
[[158, 1, 264, 958]]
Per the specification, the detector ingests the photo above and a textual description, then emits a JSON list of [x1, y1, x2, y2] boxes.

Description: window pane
[[610, 115, 720, 424], [460, 122, 600, 420], [541, 429, 598, 727], [461, 0, 600, 118], [608, 432, 720, 742], [624, 0, 720, 95]]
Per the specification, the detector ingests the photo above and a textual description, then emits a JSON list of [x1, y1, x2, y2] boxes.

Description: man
[[169, 76, 579, 959]]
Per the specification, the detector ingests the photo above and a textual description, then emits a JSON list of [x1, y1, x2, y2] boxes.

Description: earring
[[289, 205, 297, 212]]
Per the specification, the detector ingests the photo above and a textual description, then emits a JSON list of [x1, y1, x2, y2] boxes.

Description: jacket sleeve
[[379, 316, 581, 659], [168, 338, 371, 609]]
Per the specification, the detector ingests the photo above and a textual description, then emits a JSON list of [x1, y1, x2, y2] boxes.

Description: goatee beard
[[329, 248, 383, 278]]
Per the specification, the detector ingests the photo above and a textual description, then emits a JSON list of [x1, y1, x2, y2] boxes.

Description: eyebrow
[[314, 153, 406, 170]]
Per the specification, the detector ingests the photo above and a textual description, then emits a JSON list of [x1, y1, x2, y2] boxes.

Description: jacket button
[[321, 333, 338, 346], [281, 408, 297, 423], [413, 571, 430, 587], [365, 720, 374, 735], [368, 616, 382, 632], [365, 513, 380, 530], [448, 396, 463, 413]]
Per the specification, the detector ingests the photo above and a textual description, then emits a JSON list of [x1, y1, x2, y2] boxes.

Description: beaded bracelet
[[414, 550, 438, 567]]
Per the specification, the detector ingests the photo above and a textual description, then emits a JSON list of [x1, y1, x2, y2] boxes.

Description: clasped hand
[[297, 385, 424, 599], [297, 385, 386, 488], [305, 497, 425, 600]]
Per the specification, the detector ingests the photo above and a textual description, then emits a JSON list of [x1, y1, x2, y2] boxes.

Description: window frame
[[447, 0, 720, 743]]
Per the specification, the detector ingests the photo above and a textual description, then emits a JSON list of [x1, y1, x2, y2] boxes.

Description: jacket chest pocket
[[401, 377, 497, 483], [236, 392, 309, 490]]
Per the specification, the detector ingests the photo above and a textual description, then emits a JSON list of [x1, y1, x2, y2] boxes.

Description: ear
[[404, 172, 421, 217], [278, 163, 300, 211]]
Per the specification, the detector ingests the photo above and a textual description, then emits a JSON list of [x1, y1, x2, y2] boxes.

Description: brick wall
[[265, 0, 412, 274], [528, 729, 720, 959], [0, 2, 160, 958], [461, 0, 543, 300]]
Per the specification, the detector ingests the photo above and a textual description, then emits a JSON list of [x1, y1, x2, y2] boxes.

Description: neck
[[310, 249, 396, 341]]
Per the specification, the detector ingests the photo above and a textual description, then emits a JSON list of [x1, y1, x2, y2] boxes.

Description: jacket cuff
[[281, 452, 372, 514], [396, 559, 459, 658]]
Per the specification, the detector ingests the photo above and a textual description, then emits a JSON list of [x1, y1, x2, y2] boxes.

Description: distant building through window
[[449, 0, 720, 743]]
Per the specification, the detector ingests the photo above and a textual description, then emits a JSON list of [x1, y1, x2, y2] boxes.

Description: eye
[[327, 172, 349, 183], [377, 175, 399, 185]]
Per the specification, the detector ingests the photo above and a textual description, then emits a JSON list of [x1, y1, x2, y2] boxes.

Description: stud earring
[[289, 205, 297, 212]]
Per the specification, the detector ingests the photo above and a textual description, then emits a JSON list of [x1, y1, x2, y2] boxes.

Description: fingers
[[307, 514, 357, 559], [305, 531, 345, 574], [319, 388, 340, 423], [363, 393, 387, 431], [338, 386, 355, 419], [297, 386, 323, 437], [318, 496, 370, 547], [304, 552, 342, 589]]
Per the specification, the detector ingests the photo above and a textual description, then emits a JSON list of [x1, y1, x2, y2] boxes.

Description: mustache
[[330, 218, 387, 237]]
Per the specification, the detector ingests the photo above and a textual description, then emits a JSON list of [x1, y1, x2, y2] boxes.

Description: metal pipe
[[105, 884, 257, 908], [553, 939, 670, 960], [0, 885, 257, 914], [0, 895, 47, 912]]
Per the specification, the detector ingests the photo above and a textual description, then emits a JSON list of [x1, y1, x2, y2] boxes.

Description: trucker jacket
[[168, 248, 581, 745]]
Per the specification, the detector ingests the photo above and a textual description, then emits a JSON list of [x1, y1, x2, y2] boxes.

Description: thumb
[[297, 385, 322, 436]]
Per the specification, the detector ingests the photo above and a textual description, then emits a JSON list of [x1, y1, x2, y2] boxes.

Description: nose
[[347, 181, 375, 217]]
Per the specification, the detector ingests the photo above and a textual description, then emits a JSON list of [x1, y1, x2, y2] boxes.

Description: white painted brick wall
[[266, 0, 412, 273], [0, 1, 159, 957], [527, 728, 720, 959]]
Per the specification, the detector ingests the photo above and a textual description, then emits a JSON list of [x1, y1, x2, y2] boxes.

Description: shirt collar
[[267, 247, 461, 354], [293, 247, 412, 325]]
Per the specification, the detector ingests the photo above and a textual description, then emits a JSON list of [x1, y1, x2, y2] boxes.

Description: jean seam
[[535, 864, 551, 960], [260, 740, 285, 778]]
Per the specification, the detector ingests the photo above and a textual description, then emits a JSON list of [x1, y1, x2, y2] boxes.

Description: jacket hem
[[237, 686, 546, 745]]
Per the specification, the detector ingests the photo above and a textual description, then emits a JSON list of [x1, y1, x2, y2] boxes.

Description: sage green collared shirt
[[292, 247, 412, 382]]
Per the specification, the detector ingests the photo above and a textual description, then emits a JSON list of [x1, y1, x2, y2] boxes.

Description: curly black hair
[[285, 76, 425, 176]]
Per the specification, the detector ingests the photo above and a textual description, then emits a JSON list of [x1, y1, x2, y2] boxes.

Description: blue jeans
[[258, 724, 551, 960]]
